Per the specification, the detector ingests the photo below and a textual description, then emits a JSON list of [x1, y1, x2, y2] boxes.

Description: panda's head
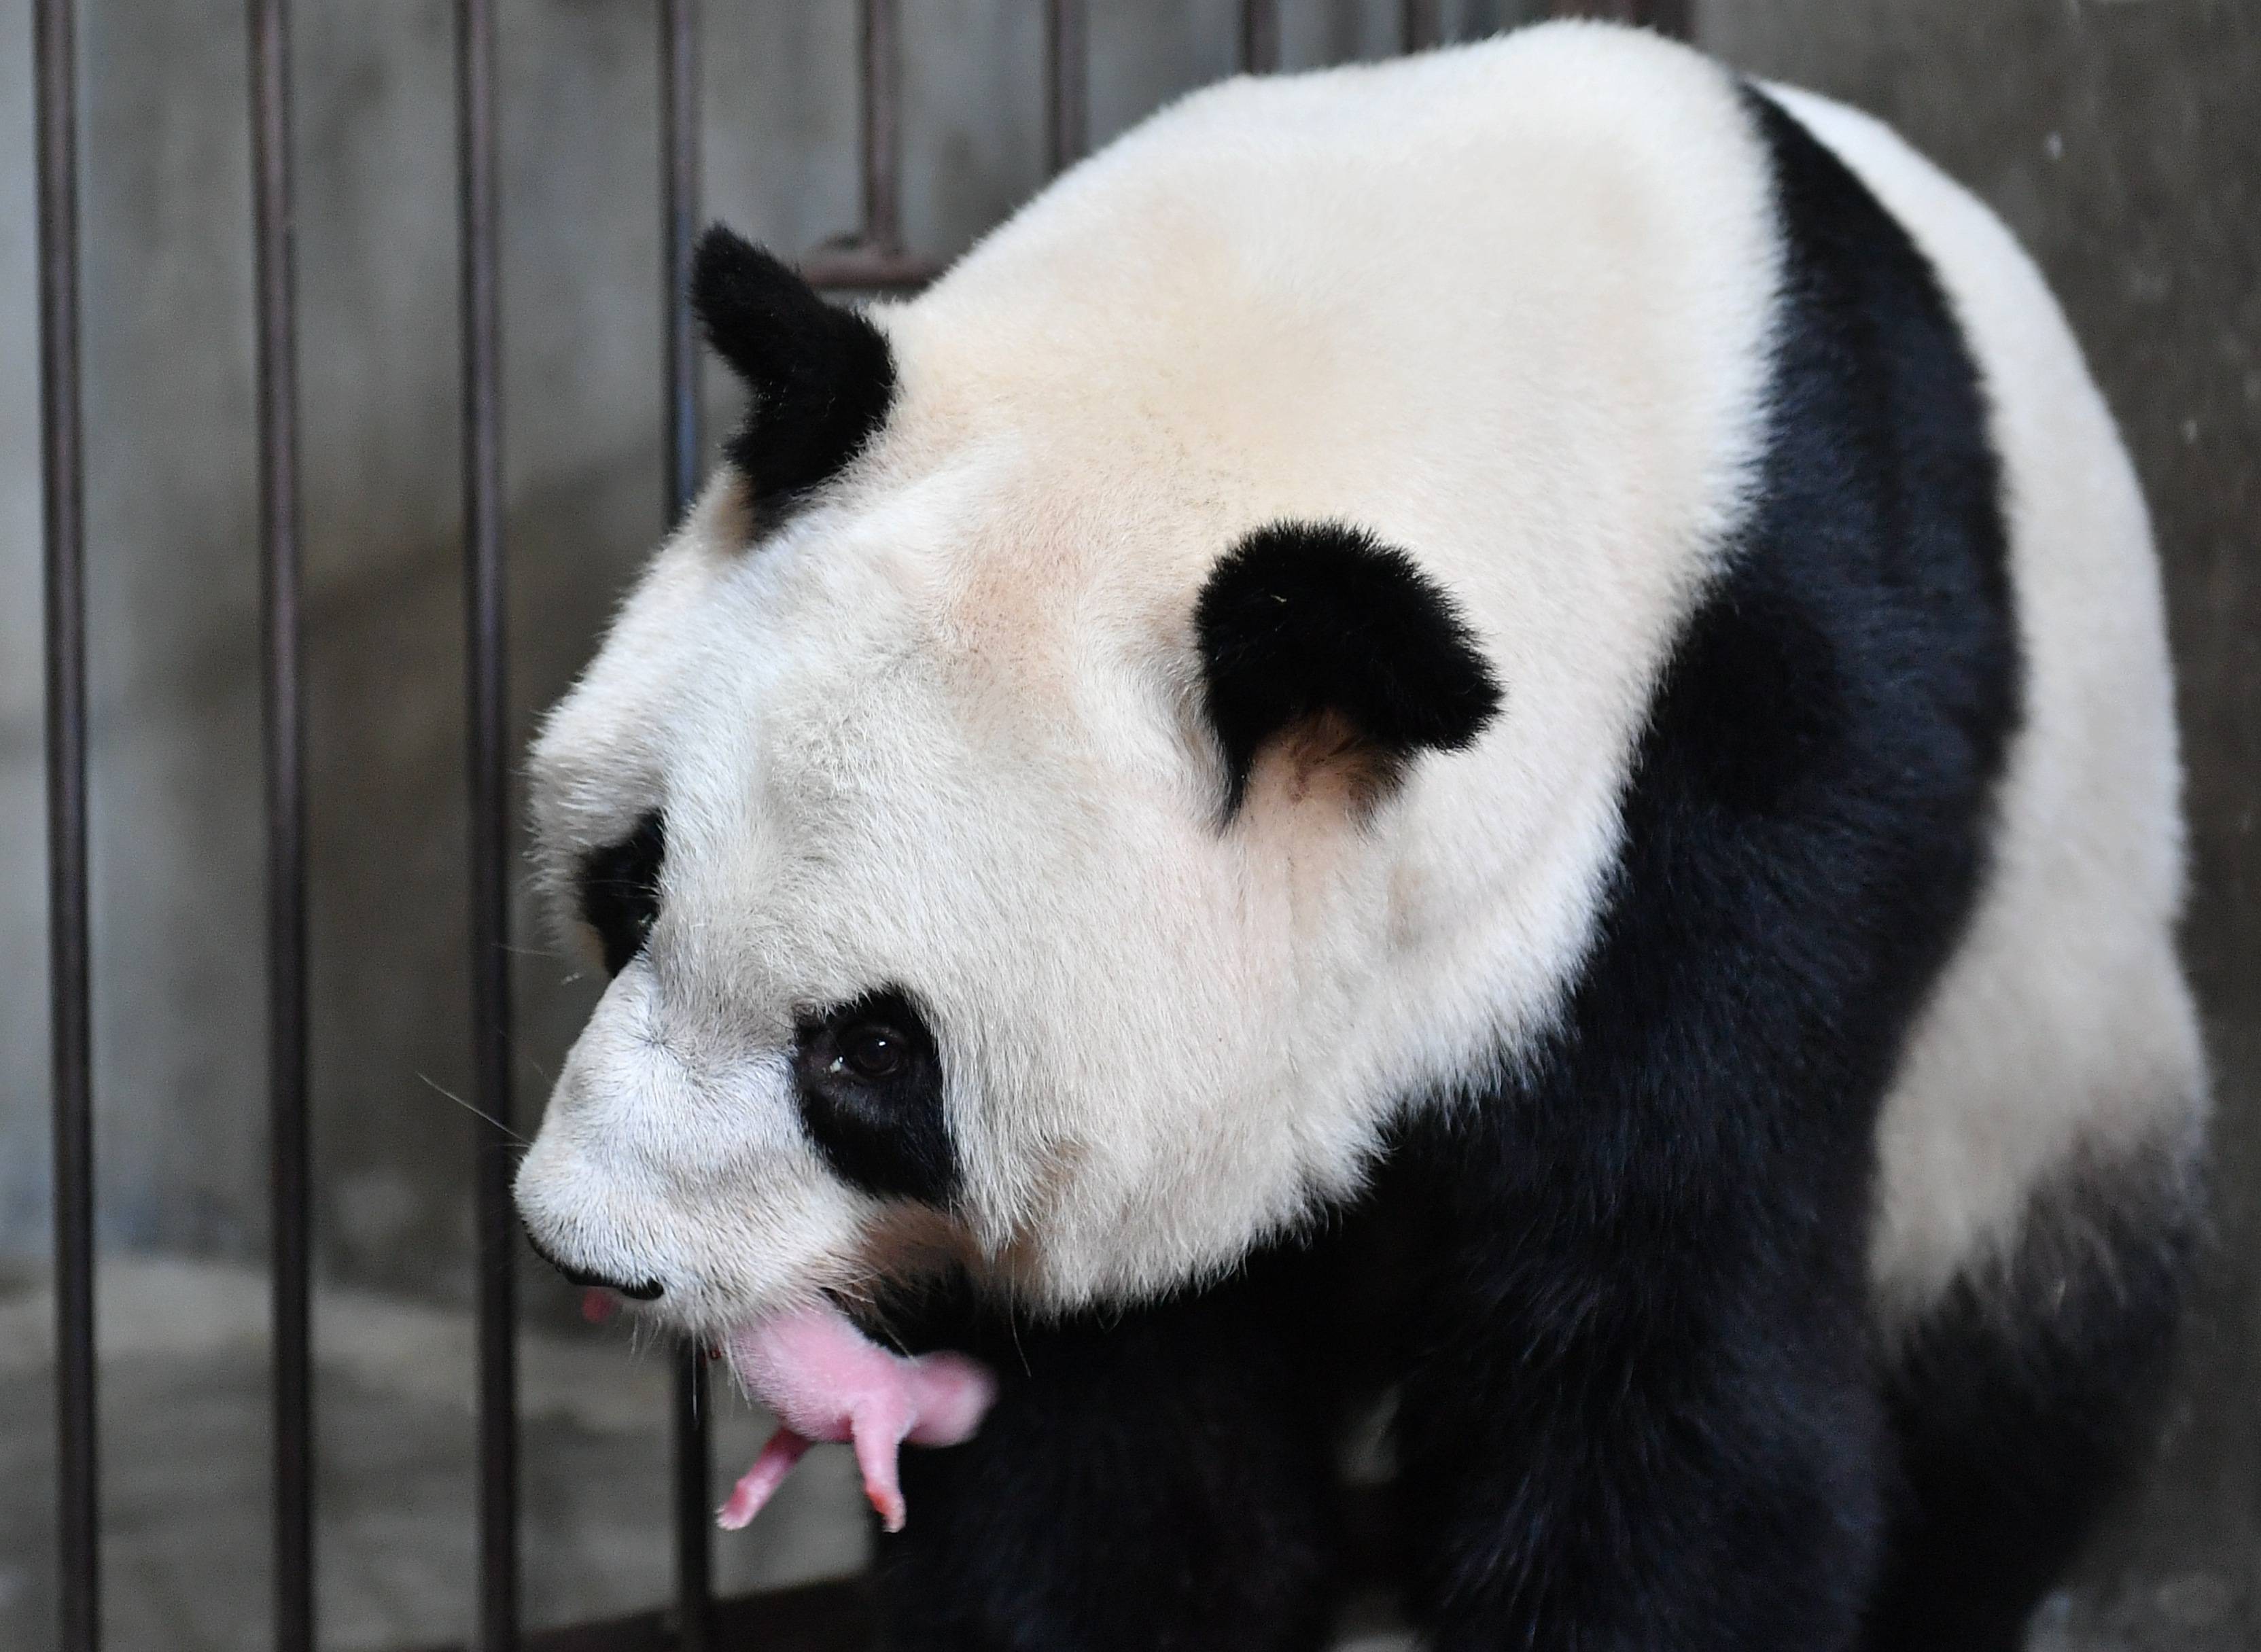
[[512, 225, 1503, 1339]]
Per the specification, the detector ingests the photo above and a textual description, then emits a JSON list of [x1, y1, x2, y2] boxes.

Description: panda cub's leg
[[872, 1240, 1352, 1652], [1863, 1140, 2199, 1652]]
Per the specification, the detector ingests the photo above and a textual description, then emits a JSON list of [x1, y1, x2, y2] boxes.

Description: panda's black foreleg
[[1379, 1108, 1890, 1652], [1861, 1142, 2198, 1652], [871, 1241, 1352, 1652]]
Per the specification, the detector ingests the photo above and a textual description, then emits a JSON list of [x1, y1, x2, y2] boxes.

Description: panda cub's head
[[512, 226, 1501, 1339]]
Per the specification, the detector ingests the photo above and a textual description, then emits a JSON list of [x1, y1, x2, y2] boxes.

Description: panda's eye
[[796, 989, 937, 1093], [792, 987, 954, 1206], [578, 811, 665, 977], [838, 1022, 907, 1080]]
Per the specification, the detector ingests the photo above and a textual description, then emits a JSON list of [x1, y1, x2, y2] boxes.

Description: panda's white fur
[[516, 24, 2201, 1355]]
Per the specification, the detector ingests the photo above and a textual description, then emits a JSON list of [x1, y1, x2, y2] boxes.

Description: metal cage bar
[[860, 0, 902, 255], [1402, 0, 1444, 50], [659, 5, 714, 1646], [247, 1, 316, 1646], [36, 0, 97, 1647], [456, 1, 520, 1649], [1045, 0, 1089, 175], [662, 0, 703, 528], [1239, 0, 1280, 73], [1550, 0, 1692, 35], [803, 0, 934, 290]]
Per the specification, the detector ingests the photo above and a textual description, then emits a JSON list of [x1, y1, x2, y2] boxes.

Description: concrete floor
[[0, 1258, 869, 1652], [0, 1257, 2218, 1651]]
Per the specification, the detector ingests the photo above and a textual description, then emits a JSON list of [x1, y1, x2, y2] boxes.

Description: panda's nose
[[525, 1231, 665, 1300]]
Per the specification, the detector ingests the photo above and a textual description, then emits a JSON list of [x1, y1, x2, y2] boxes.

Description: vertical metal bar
[[659, 5, 712, 1649], [457, 1, 518, 1649], [1401, 0, 1445, 50], [860, 0, 902, 253], [1043, 0, 1087, 176], [1238, 0, 1280, 73], [247, 1, 314, 1647], [35, 1, 96, 1649], [1549, 0, 1691, 37], [662, 0, 703, 528], [1643, 0, 1692, 37], [670, 1358, 712, 1652]]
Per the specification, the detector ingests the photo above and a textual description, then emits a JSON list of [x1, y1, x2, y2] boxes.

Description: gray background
[[0, 1, 2250, 1647]]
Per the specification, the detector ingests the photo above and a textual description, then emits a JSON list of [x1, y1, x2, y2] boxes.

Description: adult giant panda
[[514, 23, 2207, 1652]]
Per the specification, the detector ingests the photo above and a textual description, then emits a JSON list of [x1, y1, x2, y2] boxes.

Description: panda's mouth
[[712, 1297, 996, 1533]]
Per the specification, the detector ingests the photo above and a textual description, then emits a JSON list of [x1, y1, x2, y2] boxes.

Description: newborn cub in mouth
[[717, 1302, 996, 1533], [580, 1287, 994, 1531]]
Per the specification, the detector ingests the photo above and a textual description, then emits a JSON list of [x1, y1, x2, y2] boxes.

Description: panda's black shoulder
[[1365, 84, 2026, 1644], [1384, 72, 2025, 1368]]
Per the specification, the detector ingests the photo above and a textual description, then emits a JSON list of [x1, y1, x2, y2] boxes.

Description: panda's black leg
[[870, 1241, 1350, 1652], [1382, 1135, 1889, 1652], [1861, 1144, 2197, 1652]]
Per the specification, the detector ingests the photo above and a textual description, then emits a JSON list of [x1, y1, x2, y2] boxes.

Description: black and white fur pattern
[[514, 25, 2205, 1651]]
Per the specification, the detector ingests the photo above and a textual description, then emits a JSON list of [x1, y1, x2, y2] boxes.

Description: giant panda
[[512, 22, 2207, 1652]]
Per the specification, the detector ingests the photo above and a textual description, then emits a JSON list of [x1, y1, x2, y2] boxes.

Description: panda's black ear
[[1194, 522, 1502, 819], [689, 224, 896, 508]]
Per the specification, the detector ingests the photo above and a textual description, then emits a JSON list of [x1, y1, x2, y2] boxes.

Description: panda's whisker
[[1006, 1311, 1032, 1379], [414, 1071, 531, 1147]]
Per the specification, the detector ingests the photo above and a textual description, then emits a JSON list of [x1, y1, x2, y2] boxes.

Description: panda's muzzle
[[524, 1230, 665, 1301]]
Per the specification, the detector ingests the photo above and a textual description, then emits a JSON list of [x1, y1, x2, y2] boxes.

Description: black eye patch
[[794, 987, 958, 1208], [578, 812, 666, 977]]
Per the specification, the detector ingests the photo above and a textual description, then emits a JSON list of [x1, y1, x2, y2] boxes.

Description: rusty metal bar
[[1239, 0, 1280, 73], [247, 0, 315, 1645], [801, 247, 939, 291], [1045, 0, 1088, 175], [1402, 0, 1445, 50], [670, 1356, 712, 1652], [456, 0, 519, 1647], [408, 1476, 1403, 1652], [860, 0, 902, 253], [410, 1479, 1431, 1652], [1549, 0, 1692, 36], [658, 5, 714, 1642], [808, 0, 927, 289], [413, 1578, 877, 1652], [1648, 0, 1694, 37], [662, 0, 703, 525], [36, 0, 96, 1646]]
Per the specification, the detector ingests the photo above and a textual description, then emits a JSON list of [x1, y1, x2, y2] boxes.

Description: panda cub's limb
[[512, 25, 2204, 1652]]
